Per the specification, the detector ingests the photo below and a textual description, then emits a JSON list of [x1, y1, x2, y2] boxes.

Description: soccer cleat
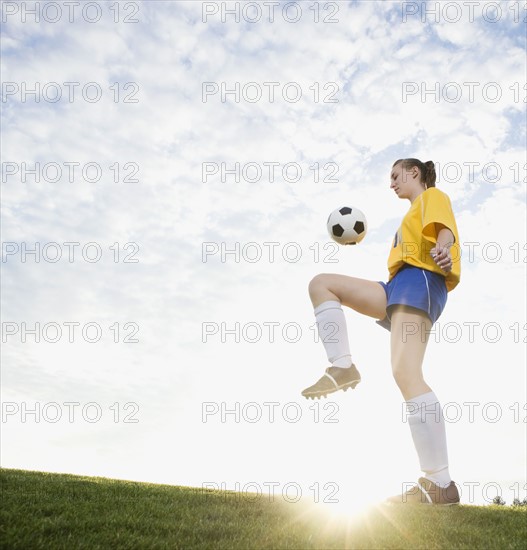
[[385, 477, 460, 506], [301, 364, 361, 399]]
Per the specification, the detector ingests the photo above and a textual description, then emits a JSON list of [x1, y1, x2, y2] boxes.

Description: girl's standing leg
[[390, 305, 452, 488]]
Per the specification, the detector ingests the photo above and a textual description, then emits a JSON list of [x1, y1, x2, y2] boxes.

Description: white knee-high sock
[[406, 391, 452, 487], [314, 300, 352, 368]]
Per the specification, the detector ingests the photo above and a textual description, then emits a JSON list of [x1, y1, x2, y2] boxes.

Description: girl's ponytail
[[423, 160, 436, 188]]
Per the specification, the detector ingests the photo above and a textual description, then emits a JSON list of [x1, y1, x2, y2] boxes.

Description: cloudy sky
[[1, 1, 526, 508]]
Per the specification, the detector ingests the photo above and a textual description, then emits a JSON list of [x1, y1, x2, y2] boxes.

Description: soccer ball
[[327, 206, 367, 245]]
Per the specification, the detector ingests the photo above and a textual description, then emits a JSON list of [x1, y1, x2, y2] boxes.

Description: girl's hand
[[431, 245, 452, 272]]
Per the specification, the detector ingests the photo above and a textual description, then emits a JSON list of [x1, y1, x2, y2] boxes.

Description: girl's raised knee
[[308, 273, 328, 293]]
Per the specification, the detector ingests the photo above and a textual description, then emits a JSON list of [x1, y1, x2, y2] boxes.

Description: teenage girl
[[302, 158, 461, 505]]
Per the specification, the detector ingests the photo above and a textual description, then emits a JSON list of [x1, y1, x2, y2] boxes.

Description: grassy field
[[1, 468, 526, 549]]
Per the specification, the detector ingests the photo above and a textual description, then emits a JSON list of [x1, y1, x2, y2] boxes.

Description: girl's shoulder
[[424, 187, 451, 202]]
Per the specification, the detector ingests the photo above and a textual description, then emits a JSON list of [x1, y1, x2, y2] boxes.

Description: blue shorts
[[375, 264, 448, 332]]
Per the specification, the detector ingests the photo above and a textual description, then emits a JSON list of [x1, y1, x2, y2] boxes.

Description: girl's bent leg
[[308, 274, 387, 367], [301, 274, 387, 398], [308, 273, 387, 320]]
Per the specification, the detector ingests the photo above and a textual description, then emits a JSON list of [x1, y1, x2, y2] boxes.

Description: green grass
[[1, 468, 525, 549]]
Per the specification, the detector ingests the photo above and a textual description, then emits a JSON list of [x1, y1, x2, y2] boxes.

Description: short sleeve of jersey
[[421, 188, 458, 244]]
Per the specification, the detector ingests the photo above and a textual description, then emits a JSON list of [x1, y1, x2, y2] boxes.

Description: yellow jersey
[[387, 188, 461, 292]]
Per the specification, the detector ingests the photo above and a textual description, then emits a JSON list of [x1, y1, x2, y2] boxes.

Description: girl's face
[[390, 162, 421, 200]]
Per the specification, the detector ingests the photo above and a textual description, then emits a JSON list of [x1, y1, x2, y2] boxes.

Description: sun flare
[[301, 479, 390, 524]]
